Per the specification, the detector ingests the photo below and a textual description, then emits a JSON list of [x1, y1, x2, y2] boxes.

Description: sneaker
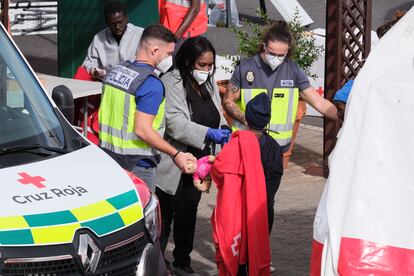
[[172, 264, 200, 276], [270, 265, 276, 274]]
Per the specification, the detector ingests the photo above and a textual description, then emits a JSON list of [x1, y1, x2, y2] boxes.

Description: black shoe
[[165, 260, 174, 276], [172, 264, 199, 276]]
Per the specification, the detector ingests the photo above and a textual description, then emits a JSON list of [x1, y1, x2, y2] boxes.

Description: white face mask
[[156, 55, 173, 73], [192, 68, 213, 85], [265, 54, 285, 71]]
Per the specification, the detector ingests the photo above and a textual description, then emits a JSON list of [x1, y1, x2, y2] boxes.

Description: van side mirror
[[52, 85, 74, 124]]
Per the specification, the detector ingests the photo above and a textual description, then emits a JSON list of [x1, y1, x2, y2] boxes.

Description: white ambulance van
[[0, 23, 166, 275]]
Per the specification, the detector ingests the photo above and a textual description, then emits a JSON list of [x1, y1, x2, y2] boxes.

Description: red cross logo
[[231, 233, 242, 256], [17, 172, 46, 188], [316, 86, 324, 96]]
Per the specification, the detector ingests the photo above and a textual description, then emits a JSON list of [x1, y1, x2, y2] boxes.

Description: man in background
[[82, 1, 144, 80]]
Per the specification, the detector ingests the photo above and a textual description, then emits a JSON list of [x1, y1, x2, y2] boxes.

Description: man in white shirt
[[82, 2, 144, 80]]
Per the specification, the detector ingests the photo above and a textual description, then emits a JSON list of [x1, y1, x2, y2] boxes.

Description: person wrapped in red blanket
[[211, 128, 271, 276]]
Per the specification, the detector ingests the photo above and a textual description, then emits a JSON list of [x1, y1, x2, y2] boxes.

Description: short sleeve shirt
[[230, 55, 311, 94], [132, 62, 164, 115], [131, 62, 164, 168]]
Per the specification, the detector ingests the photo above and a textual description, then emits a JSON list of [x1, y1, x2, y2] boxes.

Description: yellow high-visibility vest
[[232, 56, 299, 147], [99, 62, 165, 157]]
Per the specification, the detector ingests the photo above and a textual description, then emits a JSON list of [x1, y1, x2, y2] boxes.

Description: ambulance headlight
[[144, 194, 161, 243]]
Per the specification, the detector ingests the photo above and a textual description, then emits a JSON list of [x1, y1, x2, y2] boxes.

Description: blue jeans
[[131, 166, 156, 192]]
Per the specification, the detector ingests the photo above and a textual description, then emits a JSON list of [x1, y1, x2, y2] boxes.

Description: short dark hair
[[140, 24, 177, 44], [376, 10, 406, 38], [104, 2, 127, 21], [260, 20, 295, 58]]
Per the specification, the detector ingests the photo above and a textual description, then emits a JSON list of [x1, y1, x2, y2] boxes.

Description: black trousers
[[156, 174, 202, 267]]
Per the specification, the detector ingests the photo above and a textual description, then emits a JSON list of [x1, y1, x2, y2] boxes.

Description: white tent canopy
[[312, 6, 414, 275]]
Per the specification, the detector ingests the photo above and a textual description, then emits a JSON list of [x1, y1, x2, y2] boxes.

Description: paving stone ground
[[164, 124, 326, 275]]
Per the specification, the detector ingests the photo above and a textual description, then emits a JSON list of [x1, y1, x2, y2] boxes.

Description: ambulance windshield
[[0, 25, 65, 159]]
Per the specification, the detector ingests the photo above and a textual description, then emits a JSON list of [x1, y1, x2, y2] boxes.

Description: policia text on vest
[[99, 62, 165, 170]]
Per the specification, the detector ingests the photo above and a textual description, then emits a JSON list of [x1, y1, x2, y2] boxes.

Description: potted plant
[[221, 8, 323, 168]]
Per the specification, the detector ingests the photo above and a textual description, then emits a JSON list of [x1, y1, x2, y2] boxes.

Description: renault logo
[[78, 234, 101, 273]]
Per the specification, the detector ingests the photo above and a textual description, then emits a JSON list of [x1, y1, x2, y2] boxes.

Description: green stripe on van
[[24, 210, 78, 227], [81, 213, 125, 236], [107, 190, 138, 210], [0, 229, 34, 245]]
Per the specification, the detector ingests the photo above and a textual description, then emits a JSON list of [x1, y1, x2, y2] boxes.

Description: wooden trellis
[[0, 0, 9, 29], [324, 0, 372, 162]]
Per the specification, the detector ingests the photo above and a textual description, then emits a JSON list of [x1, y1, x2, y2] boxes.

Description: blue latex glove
[[333, 79, 354, 103], [206, 128, 231, 144]]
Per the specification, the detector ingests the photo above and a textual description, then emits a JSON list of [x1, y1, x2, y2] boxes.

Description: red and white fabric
[[310, 7, 414, 275], [211, 130, 270, 276]]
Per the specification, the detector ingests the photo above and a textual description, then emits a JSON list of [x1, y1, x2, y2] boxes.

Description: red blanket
[[211, 130, 270, 276], [73, 66, 100, 145]]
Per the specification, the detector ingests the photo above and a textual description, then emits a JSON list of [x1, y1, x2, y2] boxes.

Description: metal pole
[[226, 0, 231, 27], [259, 0, 267, 15]]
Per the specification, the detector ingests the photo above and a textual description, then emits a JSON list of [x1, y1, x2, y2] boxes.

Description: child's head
[[245, 93, 271, 131]]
